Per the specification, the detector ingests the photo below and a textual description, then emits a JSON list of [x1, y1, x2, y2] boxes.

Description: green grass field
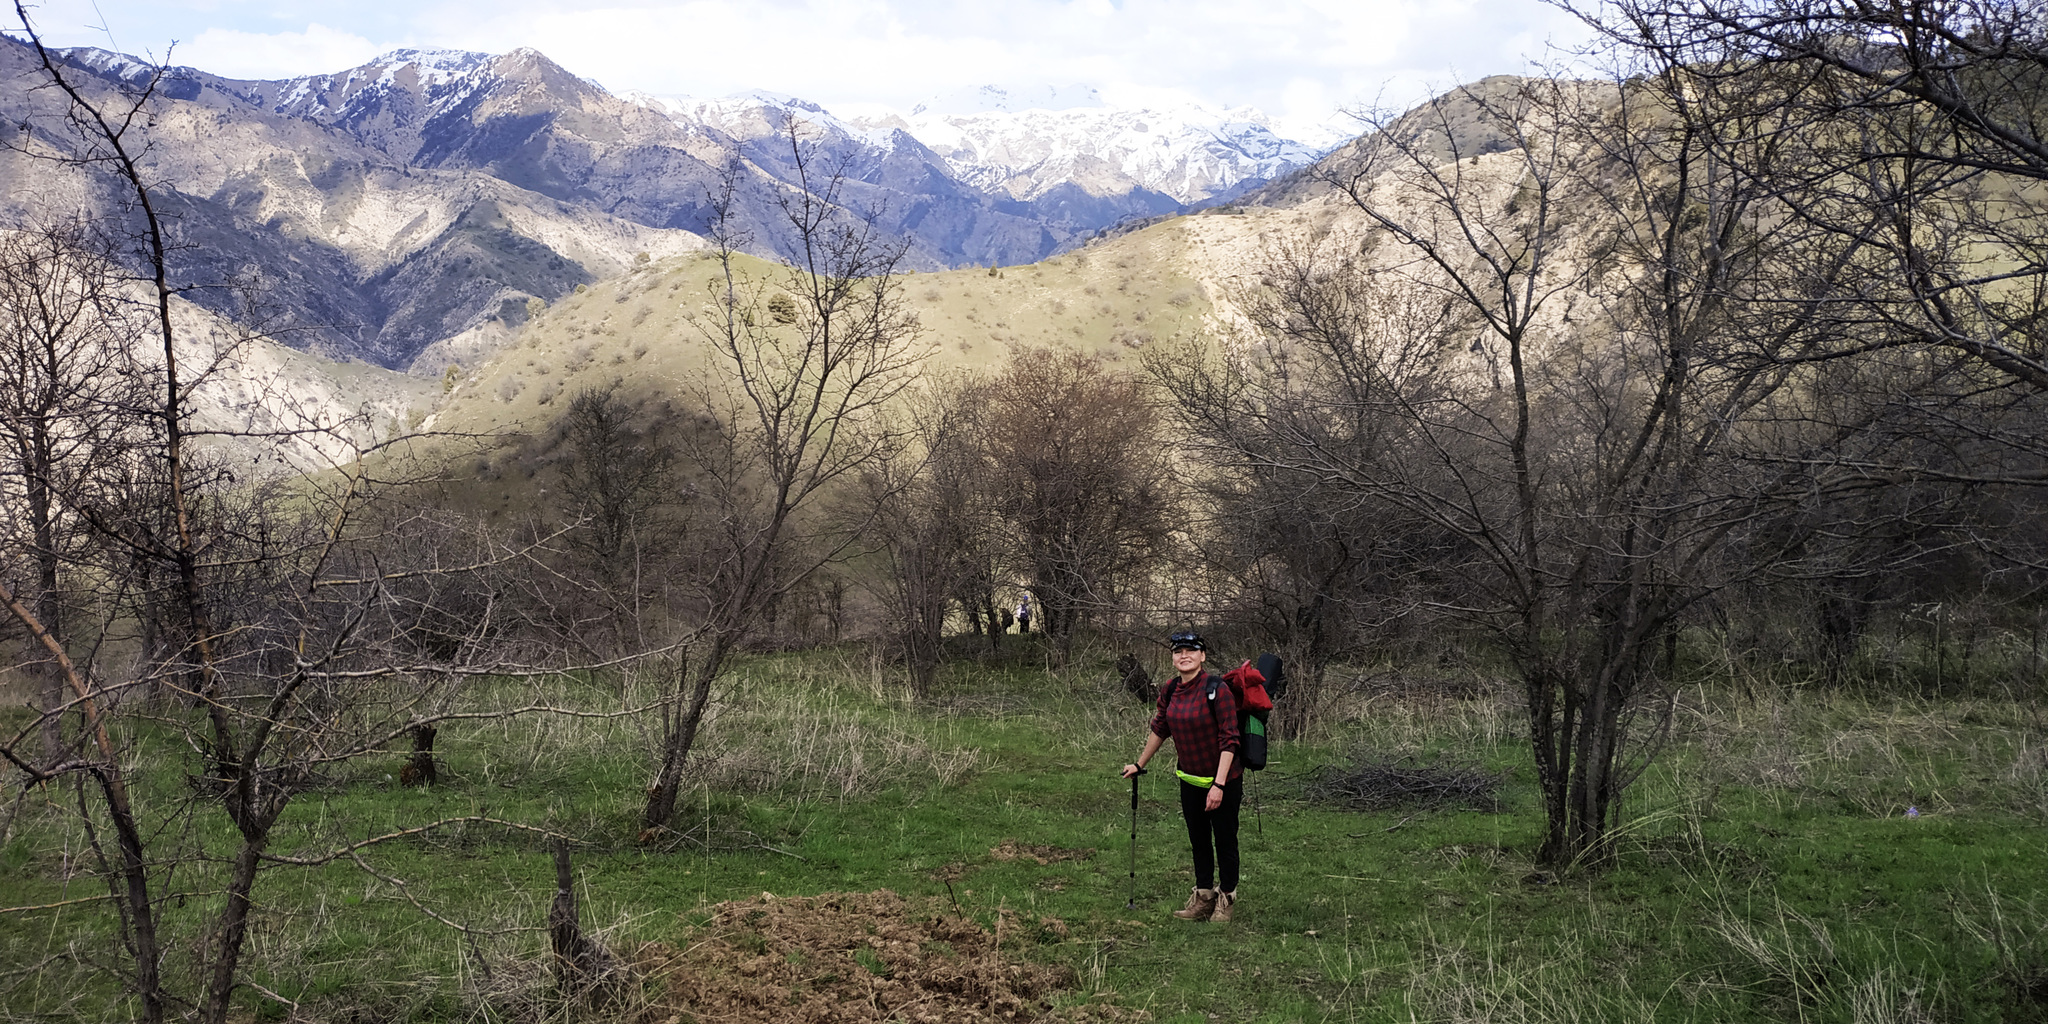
[[3, 639, 2045, 1022]]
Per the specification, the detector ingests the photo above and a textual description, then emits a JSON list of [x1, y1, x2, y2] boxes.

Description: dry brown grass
[[1677, 689, 2045, 820], [1399, 935, 1661, 1023]]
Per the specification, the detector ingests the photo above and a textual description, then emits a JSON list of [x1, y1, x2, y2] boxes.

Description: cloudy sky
[[14, 0, 1593, 138]]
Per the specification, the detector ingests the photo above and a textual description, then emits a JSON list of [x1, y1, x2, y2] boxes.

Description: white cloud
[[175, 23, 382, 80], [22, 0, 1596, 127]]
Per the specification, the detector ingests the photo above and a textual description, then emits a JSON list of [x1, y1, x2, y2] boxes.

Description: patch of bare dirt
[[639, 890, 1140, 1023], [933, 841, 1096, 892], [988, 841, 1095, 866]]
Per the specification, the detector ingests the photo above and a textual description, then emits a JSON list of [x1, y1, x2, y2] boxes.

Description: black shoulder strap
[[1202, 672, 1224, 731]]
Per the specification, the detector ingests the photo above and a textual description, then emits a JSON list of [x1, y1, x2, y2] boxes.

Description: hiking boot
[[1172, 888, 1217, 920], [1210, 890, 1236, 922]]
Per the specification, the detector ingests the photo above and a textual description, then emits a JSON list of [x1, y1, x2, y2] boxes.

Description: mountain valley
[[0, 37, 1341, 394]]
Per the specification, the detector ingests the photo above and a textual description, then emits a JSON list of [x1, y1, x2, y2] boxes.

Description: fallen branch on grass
[[1347, 812, 1421, 837], [653, 821, 807, 860], [259, 815, 571, 865]]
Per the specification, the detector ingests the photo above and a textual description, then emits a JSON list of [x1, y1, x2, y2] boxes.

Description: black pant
[[1178, 777, 1242, 892]]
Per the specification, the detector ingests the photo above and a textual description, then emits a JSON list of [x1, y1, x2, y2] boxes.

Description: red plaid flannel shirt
[[1149, 671, 1242, 783]]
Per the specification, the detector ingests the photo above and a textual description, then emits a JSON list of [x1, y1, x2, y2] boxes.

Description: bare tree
[[1151, 278, 1455, 736], [515, 382, 700, 670], [639, 133, 928, 832], [0, 17, 208, 1016], [558, 383, 678, 577], [0, 16, 625, 1023], [967, 347, 1177, 662], [852, 380, 983, 697], [1160, 74, 1900, 865], [0, 221, 147, 759], [1563, 0, 2048, 394], [1557, 0, 2048, 683]]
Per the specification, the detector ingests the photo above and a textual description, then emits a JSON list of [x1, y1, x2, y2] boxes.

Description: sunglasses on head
[[1168, 631, 1204, 652]]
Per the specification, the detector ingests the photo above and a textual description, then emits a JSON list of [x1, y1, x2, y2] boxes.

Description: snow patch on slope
[[633, 87, 1338, 205], [262, 48, 495, 120], [886, 102, 1328, 203], [627, 90, 905, 150], [367, 48, 493, 83]]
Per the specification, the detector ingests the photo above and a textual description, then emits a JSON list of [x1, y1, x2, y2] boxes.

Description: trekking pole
[[1125, 767, 1146, 909]]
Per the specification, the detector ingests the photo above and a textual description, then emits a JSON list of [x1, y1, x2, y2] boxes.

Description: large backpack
[[1210, 653, 1284, 771]]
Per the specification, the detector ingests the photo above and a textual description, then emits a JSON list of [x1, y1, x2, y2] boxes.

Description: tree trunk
[[912, 602, 943, 699], [1051, 591, 1086, 660], [96, 770, 166, 1024], [401, 725, 437, 787], [27, 440, 65, 760], [1274, 599, 1331, 742], [642, 639, 728, 834], [904, 588, 943, 699], [547, 840, 618, 1001], [1566, 670, 1622, 866], [1527, 664, 1580, 867], [201, 834, 267, 1024]]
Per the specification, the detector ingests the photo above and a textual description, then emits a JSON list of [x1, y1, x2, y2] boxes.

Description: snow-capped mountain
[[637, 86, 1339, 208], [629, 90, 902, 151], [882, 102, 1330, 204], [4, 37, 1354, 374]]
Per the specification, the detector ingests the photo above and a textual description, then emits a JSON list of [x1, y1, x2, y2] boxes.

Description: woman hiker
[[1121, 630, 1241, 922]]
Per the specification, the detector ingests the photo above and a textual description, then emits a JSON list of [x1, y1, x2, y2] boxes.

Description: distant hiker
[[1121, 630, 1242, 922], [1015, 593, 1033, 634]]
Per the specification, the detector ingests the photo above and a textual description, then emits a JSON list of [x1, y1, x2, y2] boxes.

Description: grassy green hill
[[401, 204, 1340, 518], [423, 201, 1343, 435]]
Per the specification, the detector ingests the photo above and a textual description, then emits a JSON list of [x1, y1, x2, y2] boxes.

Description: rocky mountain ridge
[[866, 103, 1326, 205], [639, 86, 1328, 207], [2, 38, 1339, 376], [3, 38, 713, 373]]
